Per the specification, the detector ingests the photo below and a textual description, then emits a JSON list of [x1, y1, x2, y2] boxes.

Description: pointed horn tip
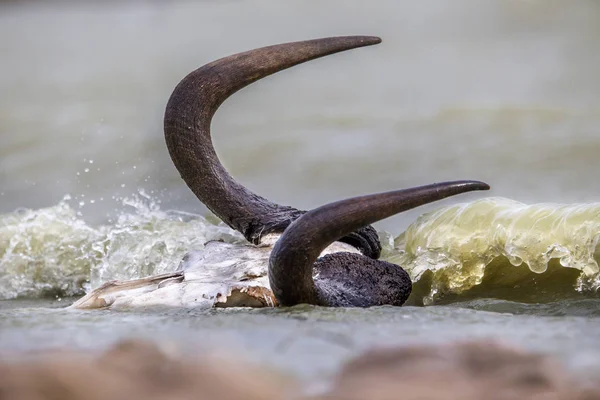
[[347, 35, 382, 46], [360, 36, 382, 44], [458, 180, 491, 191]]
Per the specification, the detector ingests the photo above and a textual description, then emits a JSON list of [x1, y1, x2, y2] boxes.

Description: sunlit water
[[2, 0, 600, 384]]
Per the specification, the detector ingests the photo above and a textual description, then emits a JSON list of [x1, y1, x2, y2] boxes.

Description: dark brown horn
[[269, 180, 490, 306], [164, 36, 382, 244]]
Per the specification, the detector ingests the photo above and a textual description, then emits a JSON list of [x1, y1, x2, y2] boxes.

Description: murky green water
[[2, 0, 600, 383]]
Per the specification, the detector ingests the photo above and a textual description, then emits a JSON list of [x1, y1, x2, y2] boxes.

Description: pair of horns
[[164, 36, 489, 261]]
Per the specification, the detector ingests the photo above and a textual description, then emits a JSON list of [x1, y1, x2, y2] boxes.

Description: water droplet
[[84, 168, 89, 173], [76, 172, 80, 176], [89, 160, 94, 164], [79, 201, 85, 207], [90, 199, 96, 204], [133, 165, 137, 169], [121, 184, 126, 188]]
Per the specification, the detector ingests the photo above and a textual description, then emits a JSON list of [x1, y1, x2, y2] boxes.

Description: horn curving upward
[[269, 180, 491, 307], [164, 36, 382, 255]]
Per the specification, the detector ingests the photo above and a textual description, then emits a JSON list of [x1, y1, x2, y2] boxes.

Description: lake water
[[1, 0, 600, 385]]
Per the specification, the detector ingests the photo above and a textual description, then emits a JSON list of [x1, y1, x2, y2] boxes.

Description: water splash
[[0, 196, 100, 299], [88, 191, 242, 289], [0, 193, 241, 300], [4, 195, 600, 304]]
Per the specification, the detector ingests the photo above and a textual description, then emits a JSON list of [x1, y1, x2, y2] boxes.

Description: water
[[2, 301, 600, 385], [2, 0, 600, 384]]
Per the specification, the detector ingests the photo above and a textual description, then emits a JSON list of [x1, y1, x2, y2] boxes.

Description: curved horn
[[164, 36, 382, 244], [269, 180, 490, 306]]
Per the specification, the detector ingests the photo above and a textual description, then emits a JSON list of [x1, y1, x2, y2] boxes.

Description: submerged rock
[[0, 339, 291, 400], [321, 341, 598, 400], [0, 339, 597, 400]]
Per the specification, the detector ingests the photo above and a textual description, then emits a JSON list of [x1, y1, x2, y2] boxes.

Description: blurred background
[[1, 0, 600, 233]]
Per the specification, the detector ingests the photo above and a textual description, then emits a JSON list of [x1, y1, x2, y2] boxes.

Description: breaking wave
[[2, 195, 600, 305], [389, 197, 600, 305]]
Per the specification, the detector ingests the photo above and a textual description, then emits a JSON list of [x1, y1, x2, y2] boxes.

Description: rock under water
[[1, 339, 598, 400]]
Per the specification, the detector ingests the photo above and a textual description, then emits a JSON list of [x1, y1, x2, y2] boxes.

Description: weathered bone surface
[[71, 235, 359, 310]]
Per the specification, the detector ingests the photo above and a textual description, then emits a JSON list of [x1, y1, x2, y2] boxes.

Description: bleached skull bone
[[70, 235, 360, 310], [70, 36, 489, 310]]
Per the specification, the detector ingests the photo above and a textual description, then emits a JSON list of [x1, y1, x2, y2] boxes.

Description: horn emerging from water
[[164, 36, 382, 248], [269, 180, 491, 306]]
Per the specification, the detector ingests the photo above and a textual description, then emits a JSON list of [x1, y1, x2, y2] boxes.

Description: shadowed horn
[[164, 36, 382, 245], [269, 180, 490, 306]]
